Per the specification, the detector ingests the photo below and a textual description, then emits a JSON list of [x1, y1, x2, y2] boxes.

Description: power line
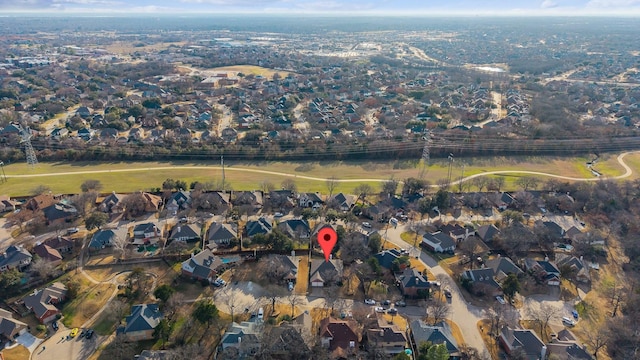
[[19, 124, 38, 167]]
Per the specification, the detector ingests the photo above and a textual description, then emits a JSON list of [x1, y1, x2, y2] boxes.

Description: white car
[[362, 222, 372, 228], [364, 299, 376, 305], [374, 307, 385, 313], [562, 317, 576, 326], [496, 296, 506, 305]]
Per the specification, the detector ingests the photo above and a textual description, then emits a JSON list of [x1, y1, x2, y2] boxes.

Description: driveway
[[32, 329, 100, 360], [15, 332, 41, 353], [384, 223, 489, 355]]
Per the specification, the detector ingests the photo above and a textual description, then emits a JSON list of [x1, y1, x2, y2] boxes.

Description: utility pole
[[0, 161, 6, 183], [447, 153, 454, 186], [221, 154, 225, 192]]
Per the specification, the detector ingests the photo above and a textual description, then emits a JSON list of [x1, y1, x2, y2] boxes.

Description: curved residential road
[[384, 224, 490, 356], [5, 150, 640, 185]]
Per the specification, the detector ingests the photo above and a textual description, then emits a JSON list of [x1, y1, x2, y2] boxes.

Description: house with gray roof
[[410, 320, 459, 357], [277, 219, 311, 239], [373, 249, 402, 270], [168, 223, 201, 243], [120, 303, 163, 341], [165, 190, 191, 214], [329, 193, 355, 212], [88, 229, 118, 252], [132, 222, 161, 245], [0, 308, 27, 343], [220, 321, 261, 359], [206, 222, 238, 249], [310, 259, 343, 287], [476, 224, 500, 243], [396, 268, 430, 298], [545, 329, 593, 360], [244, 217, 272, 238], [463, 255, 524, 292], [99, 192, 126, 213], [298, 192, 324, 209], [181, 249, 223, 282], [499, 325, 547, 360], [421, 231, 456, 253], [42, 203, 78, 224], [525, 258, 561, 286], [0, 245, 32, 272], [23, 282, 67, 323]]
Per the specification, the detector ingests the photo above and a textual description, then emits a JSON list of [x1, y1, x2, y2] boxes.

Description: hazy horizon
[[1, 0, 639, 16]]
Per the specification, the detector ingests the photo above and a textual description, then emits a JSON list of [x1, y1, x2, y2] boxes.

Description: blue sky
[[1, 0, 639, 15]]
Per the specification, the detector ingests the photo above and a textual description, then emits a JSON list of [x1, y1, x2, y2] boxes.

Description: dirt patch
[[2, 344, 30, 360]]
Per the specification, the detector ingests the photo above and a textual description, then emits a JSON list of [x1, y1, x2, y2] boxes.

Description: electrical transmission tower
[[419, 130, 433, 178], [20, 125, 38, 167]]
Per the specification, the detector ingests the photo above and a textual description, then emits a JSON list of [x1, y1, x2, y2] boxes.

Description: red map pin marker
[[317, 226, 337, 262]]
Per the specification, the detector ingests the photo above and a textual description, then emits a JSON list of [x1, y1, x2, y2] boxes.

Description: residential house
[[277, 219, 311, 240], [367, 321, 407, 356], [206, 222, 238, 249], [410, 320, 460, 358], [0, 245, 32, 272], [525, 258, 561, 286], [268, 189, 297, 210], [164, 190, 190, 214], [319, 317, 362, 355], [140, 192, 163, 213], [76, 106, 92, 118], [244, 217, 272, 238], [556, 255, 591, 283], [0, 308, 28, 343], [232, 191, 263, 212], [329, 193, 355, 212], [421, 232, 456, 253], [298, 192, 324, 209], [168, 223, 201, 243], [310, 259, 343, 287], [260, 324, 311, 358], [373, 249, 403, 270], [499, 325, 547, 360], [23, 282, 67, 323], [88, 229, 118, 252], [0, 195, 18, 213], [462, 267, 502, 294], [120, 304, 163, 341], [485, 255, 524, 281], [476, 224, 500, 243], [31, 243, 63, 266], [98, 192, 126, 213], [396, 268, 430, 298], [545, 329, 593, 360], [25, 194, 56, 212], [262, 255, 299, 283], [181, 249, 224, 282], [132, 223, 161, 245], [43, 236, 74, 254], [536, 220, 565, 240], [50, 127, 69, 140], [494, 192, 515, 211], [77, 128, 94, 141], [439, 223, 472, 242], [220, 321, 261, 358], [42, 203, 78, 224]]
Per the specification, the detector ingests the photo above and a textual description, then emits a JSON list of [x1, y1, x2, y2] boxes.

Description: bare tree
[[165, 292, 186, 321], [107, 299, 130, 325], [113, 233, 131, 261], [516, 176, 539, 191], [427, 300, 450, 325], [585, 328, 609, 360], [326, 176, 338, 200], [281, 179, 297, 192], [30, 257, 55, 279], [264, 284, 287, 314], [526, 303, 561, 341], [259, 180, 275, 194], [353, 183, 373, 205], [458, 238, 484, 270], [101, 333, 136, 359], [81, 179, 103, 193], [215, 286, 239, 322], [285, 293, 303, 317], [471, 177, 489, 192]]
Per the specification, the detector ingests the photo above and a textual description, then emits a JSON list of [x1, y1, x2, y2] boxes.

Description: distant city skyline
[[1, 0, 640, 16]]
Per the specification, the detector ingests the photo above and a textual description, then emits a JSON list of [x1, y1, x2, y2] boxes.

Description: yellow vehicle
[[70, 328, 79, 337]]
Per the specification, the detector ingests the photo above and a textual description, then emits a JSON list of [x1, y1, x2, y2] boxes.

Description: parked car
[[572, 310, 579, 319], [85, 329, 94, 339], [444, 287, 452, 298], [362, 222, 372, 228], [288, 282, 294, 291], [562, 317, 576, 326], [395, 300, 406, 307], [381, 299, 391, 306], [67, 227, 79, 234], [496, 296, 506, 305], [213, 278, 226, 287], [70, 328, 79, 337], [387, 308, 398, 315], [274, 212, 284, 218], [365, 299, 376, 305], [52, 321, 59, 331], [374, 307, 385, 313]]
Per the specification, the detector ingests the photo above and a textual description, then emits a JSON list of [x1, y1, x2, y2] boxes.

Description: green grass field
[[0, 154, 633, 197]]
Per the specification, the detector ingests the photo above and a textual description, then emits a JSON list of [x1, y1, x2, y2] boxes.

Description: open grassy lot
[[210, 65, 294, 78], [61, 274, 116, 328], [1, 345, 30, 360], [1, 154, 631, 197]]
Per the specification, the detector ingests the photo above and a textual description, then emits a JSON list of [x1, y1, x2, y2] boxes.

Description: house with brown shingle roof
[[32, 243, 63, 266], [25, 194, 56, 211], [23, 282, 67, 323], [319, 317, 362, 355]]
